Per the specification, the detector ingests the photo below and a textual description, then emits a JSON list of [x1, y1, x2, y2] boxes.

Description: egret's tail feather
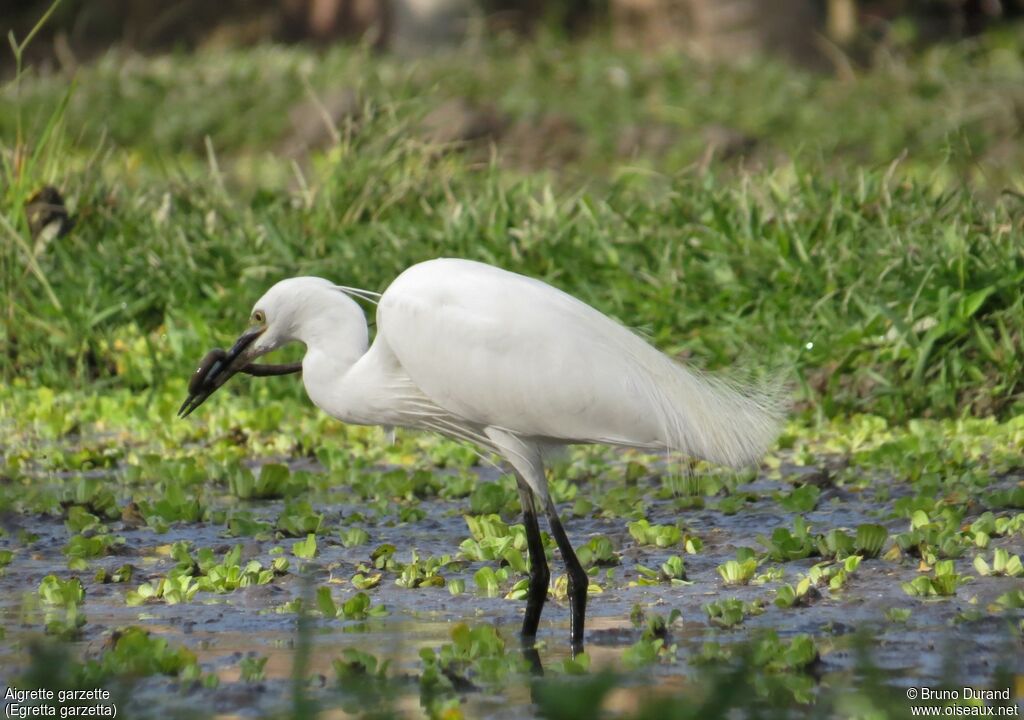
[[597, 315, 788, 468], [651, 362, 787, 469]]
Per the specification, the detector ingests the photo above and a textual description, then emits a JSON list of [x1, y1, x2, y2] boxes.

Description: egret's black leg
[[544, 498, 588, 653], [515, 474, 550, 643]]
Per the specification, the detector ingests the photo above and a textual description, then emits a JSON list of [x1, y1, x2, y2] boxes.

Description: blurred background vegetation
[[5, 0, 1024, 68], [2, 0, 1022, 422]]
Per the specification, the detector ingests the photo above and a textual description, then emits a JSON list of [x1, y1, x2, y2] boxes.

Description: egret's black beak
[[178, 326, 265, 418]]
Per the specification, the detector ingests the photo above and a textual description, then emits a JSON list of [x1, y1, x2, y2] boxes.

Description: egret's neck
[[294, 293, 369, 413]]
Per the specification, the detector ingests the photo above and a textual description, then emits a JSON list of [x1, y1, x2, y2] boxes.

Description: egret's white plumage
[[250, 259, 783, 489], [204, 257, 786, 647]]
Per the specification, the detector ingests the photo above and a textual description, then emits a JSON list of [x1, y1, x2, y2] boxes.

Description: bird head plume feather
[[331, 284, 382, 305]]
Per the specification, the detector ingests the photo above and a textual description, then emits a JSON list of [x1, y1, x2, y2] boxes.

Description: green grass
[[3, 34, 1023, 421]]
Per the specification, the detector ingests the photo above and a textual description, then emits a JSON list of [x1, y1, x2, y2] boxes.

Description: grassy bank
[[2, 34, 1024, 425]]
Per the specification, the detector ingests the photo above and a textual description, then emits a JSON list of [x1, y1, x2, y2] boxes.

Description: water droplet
[[805, 342, 814, 350]]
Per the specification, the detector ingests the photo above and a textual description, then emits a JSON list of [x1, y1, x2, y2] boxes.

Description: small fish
[[180, 346, 301, 418], [188, 348, 227, 396]]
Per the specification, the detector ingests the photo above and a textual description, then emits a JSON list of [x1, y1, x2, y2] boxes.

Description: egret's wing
[[377, 259, 783, 467]]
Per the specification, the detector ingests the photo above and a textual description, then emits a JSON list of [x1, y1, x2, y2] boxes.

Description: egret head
[[178, 277, 337, 417]]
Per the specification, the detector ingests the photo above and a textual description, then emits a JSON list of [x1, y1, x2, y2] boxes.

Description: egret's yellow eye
[[252, 310, 266, 325]]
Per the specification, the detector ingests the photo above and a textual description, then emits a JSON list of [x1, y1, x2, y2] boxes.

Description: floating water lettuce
[[901, 560, 970, 597], [705, 598, 765, 627], [854, 524, 889, 558], [973, 548, 1023, 577], [718, 549, 759, 585], [628, 519, 683, 548], [292, 533, 318, 560]]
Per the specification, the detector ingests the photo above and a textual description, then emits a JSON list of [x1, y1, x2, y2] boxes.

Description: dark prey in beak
[[178, 328, 302, 418]]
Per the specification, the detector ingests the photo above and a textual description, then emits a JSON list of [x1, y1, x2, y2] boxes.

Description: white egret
[[179, 258, 785, 650]]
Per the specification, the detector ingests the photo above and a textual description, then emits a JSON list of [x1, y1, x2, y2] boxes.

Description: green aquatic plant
[[893, 509, 970, 564], [64, 506, 102, 533], [37, 575, 84, 606], [292, 533, 318, 560], [715, 492, 761, 516], [705, 598, 766, 628], [853, 524, 889, 558], [576, 535, 619, 568], [276, 500, 324, 537], [633, 555, 688, 586], [901, 560, 970, 597], [225, 510, 274, 537], [628, 519, 683, 548], [755, 633, 820, 676], [984, 487, 1024, 510], [196, 552, 285, 592], [622, 634, 675, 668], [240, 655, 268, 682], [759, 517, 817, 562], [125, 544, 286, 605], [458, 514, 539, 572], [333, 647, 390, 681], [993, 589, 1024, 609], [821, 555, 862, 591], [622, 611, 681, 668], [37, 575, 86, 637], [63, 532, 124, 568], [589, 486, 646, 519], [350, 572, 381, 590], [75, 627, 204, 685], [718, 549, 760, 586], [468, 480, 518, 515], [230, 462, 305, 500], [315, 587, 387, 620], [395, 550, 453, 589], [473, 565, 508, 597], [970, 512, 1024, 540], [774, 578, 819, 609], [777, 485, 821, 512], [64, 479, 120, 521], [973, 548, 1023, 577], [340, 527, 370, 548], [697, 631, 820, 676], [816, 528, 855, 560], [370, 543, 398, 571], [419, 622, 527, 707], [885, 607, 913, 623]]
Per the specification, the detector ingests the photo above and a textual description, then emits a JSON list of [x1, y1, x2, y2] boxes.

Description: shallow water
[[1, 453, 1022, 718]]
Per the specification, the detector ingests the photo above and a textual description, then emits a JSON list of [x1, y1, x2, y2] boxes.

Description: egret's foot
[[570, 640, 585, 660]]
